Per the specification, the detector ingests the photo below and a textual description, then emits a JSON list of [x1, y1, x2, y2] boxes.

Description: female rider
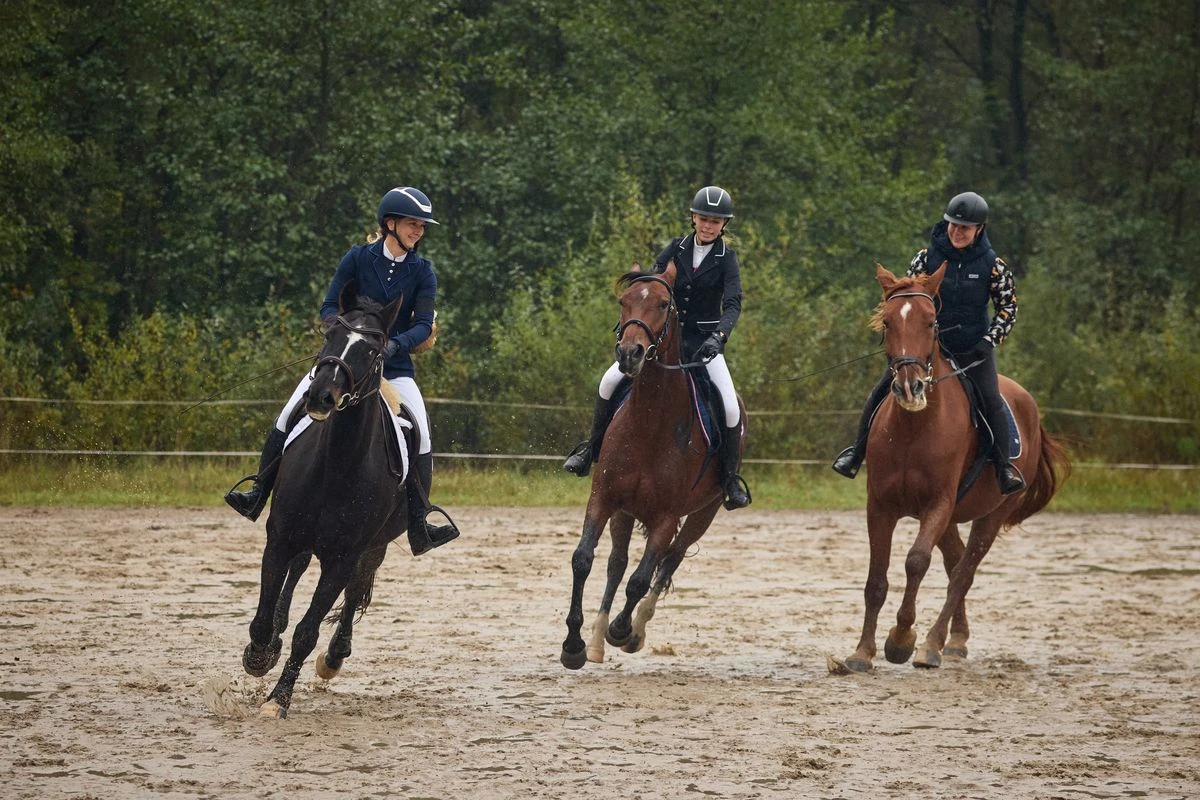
[[563, 185, 751, 510], [225, 186, 459, 554]]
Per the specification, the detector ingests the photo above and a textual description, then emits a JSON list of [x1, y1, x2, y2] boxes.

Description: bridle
[[615, 275, 675, 364], [884, 291, 939, 387], [311, 314, 386, 410]]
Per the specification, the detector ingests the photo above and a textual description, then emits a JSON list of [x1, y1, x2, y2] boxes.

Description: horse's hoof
[[605, 626, 631, 648], [841, 656, 873, 674], [315, 652, 341, 680], [259, 700, 286, 719], [561, 646, 587, 670], [884, 639, 914, 664], [944, 645, 968, 659], [243, 638, 282, 677], [913, 648, 942, 668], [585, 646, 605, 663], [621, 634, 644, 654]]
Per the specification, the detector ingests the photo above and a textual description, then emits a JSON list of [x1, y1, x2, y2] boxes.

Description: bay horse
[[837, 264, 1069, 673], [560, 262, 746, 670], [242, 280, 418, 717]]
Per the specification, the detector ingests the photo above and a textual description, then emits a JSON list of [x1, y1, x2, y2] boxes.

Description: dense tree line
[[2, 0, 1197, 463]]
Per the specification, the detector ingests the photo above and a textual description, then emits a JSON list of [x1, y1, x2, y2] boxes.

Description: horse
[[837, 264, 1070, 673], [242, 280, 419, 718], [560, 262, 746, 670]]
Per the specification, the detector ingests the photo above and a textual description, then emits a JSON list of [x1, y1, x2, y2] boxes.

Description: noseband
[[311, 314, 386, 410], [615, 275, 675, 363], [884, 291, 938, 386]]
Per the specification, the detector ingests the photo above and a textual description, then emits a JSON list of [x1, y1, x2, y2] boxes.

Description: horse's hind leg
[[586, 512, 634, 664], [244, 536, 297, 677], [915, 515, 1001, 668], [261, 559, 356, 718], [317, 545, 387, 680], [624, 499, 721, 655], [607, 517, 675, 651], [561, 502, 613, 670], [936, 524, 970, 658]]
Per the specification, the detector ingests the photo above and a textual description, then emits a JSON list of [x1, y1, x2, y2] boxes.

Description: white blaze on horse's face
[[639, 286, 651, 300]]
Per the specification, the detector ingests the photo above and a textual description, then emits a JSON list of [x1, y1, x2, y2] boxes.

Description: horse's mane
[[869, 272, 936, 332], [345, 295, 387, 319]]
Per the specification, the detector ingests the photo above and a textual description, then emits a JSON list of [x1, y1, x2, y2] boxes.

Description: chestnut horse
[[838, 264, 1069, 672], [560, 263, 746, 670], [242, 281, 417, 717]]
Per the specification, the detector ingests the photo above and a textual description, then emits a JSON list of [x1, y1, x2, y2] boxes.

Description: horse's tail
[[1004, 424, 1071, 529], [323, 571, 378, 625]]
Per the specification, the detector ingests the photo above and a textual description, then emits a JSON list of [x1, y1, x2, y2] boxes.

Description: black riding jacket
[[652, 233, 743, 354]]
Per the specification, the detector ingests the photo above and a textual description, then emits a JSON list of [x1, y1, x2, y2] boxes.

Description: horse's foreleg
[[562, 509, 612, 670], [587, 512, 634, 664], [607, 518, 673, 652], [244, 537, 295, 678], [272, 552, 313, 642], [261, 559, 355, 719], [318, 545, 387, 680], [888, 506, 953, 666], [843, 506, 898, 673], [916, 516, 1001, 668], [935, 524, 970, 658]]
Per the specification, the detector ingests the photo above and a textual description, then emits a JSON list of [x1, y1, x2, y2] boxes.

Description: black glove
[[967, 339, 994, 363], [695, 332, 725, 361], [384, 339, 401, 359]]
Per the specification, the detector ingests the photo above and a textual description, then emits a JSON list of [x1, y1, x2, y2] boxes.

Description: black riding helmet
[[943, 191, 988, 226], [689, 185, 734, 219], [377, 186, 440, 227]]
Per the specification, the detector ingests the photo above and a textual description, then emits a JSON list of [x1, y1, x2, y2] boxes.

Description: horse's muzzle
[[615, 343, 646, 378], [891, 376, 928, 412]]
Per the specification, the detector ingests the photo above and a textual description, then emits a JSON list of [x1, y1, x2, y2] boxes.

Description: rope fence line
[[0, 449, 1194, 470], [1, 396, 1195, 424]]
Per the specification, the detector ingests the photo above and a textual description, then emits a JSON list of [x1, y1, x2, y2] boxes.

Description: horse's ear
[[631, 261, 642, 273], [925, 261, 947, 295], [380, 293, 404, 333], [875, 263, 898, 292], [338, 279, 359, 314], [659, 260, 678, 287]]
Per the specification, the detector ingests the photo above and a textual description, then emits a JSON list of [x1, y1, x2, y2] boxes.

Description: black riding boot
[[406, 452, 460, 556], [985, 407, 1027, 495], [832, 371, 892, 479], [719, 422, 751, 510], [225, 427, 288, 521], [563, 394, 612, 477]]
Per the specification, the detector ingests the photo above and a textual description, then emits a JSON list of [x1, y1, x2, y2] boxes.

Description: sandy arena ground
[[0, 505, 1197, 799]]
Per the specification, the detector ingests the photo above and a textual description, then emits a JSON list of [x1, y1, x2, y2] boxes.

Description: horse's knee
[[904, 548, 932, 579], [571, 546, 595, 575]]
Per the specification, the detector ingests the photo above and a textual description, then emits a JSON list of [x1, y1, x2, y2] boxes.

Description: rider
[[562, 185, 751, 510], [831, 190, 1025, 494], [225, 186, 460, 554]]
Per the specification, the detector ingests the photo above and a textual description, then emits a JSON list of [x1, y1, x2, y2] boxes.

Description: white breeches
[[276, 374, 432, 454], [598, 355, 739, 427]]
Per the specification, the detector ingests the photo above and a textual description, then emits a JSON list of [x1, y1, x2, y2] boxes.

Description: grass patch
[[0, 456, 1195, 513]]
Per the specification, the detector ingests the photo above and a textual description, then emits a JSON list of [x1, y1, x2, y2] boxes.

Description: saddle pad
[[285, 408, 412, 482], [1001, 398, 1022, 460]]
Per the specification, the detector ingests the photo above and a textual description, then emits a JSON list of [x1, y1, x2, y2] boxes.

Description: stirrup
[[224, 474, 269, 521], [563, 441, 593, 477], [831, 446, 863, 479], [999, 464, 1027, 495], [723, 475, 752, 511], [408, 504, 461, 556]]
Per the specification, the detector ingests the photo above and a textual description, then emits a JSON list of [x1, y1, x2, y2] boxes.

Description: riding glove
[[695, 332, 725, 361], [967, 338, 994, 364], [384, 339, 401, 359]]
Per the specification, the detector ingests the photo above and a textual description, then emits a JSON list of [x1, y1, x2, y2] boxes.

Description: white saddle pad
[[284, 409, 413, 482]]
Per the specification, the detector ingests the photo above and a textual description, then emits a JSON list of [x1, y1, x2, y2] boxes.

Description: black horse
[[242, 280, 434, 718]]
